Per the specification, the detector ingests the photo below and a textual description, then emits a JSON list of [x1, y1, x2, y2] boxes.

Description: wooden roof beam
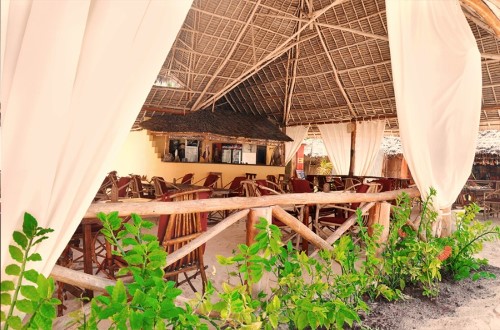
[[190, 0, 262, 111], [255, 12, 388, 41], [283, 2, 304, 126], [194, 0, 352, 111], [461, 0, 500, 37], [315, 24, 356, 118]]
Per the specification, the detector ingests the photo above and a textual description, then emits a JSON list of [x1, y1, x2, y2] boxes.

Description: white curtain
[[354, 120, 385, 176], [386, 0, 481, 209], [284, 125, 309, 165], [317, 123, 351, 175], [1, 0, 193, 275]]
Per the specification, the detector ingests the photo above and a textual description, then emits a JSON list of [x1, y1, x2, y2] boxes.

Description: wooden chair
[[195, 173, 220, 188], [224, 176, 246, 197], [176, 173, 194, 185], [314, 183, 381, 238], [129, 174, 148, 198], [94, 171, 121, 201], [159, 188, 212, 293], [266, 175, 278, 184], [289, 178, 313, 193], [116, 176, 132, 198], [151, 176, 179, 198]]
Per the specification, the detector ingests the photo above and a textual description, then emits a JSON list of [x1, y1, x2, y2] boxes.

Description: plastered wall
[[109, 130, 285, 186]]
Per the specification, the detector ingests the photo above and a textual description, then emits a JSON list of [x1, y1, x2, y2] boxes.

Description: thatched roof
[[381, 130, 500, 156], [304, 130, 500, 157], [140, 107, 292, 142], [134, 0, 500, 135]]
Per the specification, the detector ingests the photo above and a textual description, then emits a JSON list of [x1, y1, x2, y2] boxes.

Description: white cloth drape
[[1, 0, 193, 275], [386, 0, 481, 209], [353, 120, 385, 176], [317, 123, 351, 175], [284, 125, 309, 165]]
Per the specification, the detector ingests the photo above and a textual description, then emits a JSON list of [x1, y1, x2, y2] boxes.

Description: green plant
[[214, 219, 375, 329], [84, 212, 213, 329], [370, 190, 445, 297], [1, 212, 61, 330], [317, 158, 333, 175], [439, 203, 500, 280]]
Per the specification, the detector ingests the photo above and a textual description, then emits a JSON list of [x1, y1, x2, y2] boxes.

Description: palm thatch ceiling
[[135, 0, 500, 135]]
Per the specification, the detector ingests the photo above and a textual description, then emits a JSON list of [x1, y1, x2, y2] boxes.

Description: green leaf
[[122, 238, 138, 246], [24, 269, 39, 283], [297, 311, 308, 330], [5, 264, 21, 276], [1, 293, 11, 305], [33, 313, 53, 330], [6, 315, 22, 329], [0, 310, 6, 322], [124, 254, 143, 265], [20, 285, 39, 300], [28, 253, 42, 261], [13, 231, 28, 250], [130, 310, 144, 329], [0, 281, 15, 292], [248, 243, 261, 255], [36, 274, 50, 298], [16, 299, 34, 313], [23, 212, 38, 238], [123, 223, 139, 236], [9, 245, 24, 263], [39, 303, 57, 319], [111, 280, 127, 304], [142, 234, 157, 242]]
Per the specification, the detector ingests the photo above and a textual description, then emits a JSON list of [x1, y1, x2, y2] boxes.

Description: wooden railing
[[51, 187, 420, 303]]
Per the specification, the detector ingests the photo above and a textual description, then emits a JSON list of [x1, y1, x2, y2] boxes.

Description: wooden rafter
[[194, 0, 352, 111], [461, 0, 500, 37], [190, 0, 263, 111], [315, 24, 356, 118]]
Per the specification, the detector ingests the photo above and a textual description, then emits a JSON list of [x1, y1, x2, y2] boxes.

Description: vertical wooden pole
[[349, 122, 356, 176], [247, 207, 273, 246], [440, 207, 452, 237], [83, 223, 94, 299], [366, 202, 391, 257], [246, 207, 273, 296]]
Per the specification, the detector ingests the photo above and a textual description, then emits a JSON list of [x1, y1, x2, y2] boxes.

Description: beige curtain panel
[[285, 125, 309, 165], [317, 123, 351, 175], [353, 120, 385, 176], [1, 0, 193, 275], [387, 0, 481, 209]]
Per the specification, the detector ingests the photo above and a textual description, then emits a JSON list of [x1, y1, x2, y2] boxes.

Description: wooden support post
[[440, 206, 452, 237], [272, 205, 332, 251], [247, 207, 273, 246], [349, 122, 356, 176], [367, 202, 391, 256], [82, 223, 94, 299]]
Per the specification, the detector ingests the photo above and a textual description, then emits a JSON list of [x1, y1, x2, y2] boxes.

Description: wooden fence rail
[[51, 187, 420, 312]]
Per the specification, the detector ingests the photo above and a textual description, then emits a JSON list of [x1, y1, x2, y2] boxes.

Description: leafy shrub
[[372, 189, 500, 297], [0, 212, 61, 330], [439, 204, 500, 280]]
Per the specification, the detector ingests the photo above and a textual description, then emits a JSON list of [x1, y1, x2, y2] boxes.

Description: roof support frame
[[315, 24, 356, 118], [190, 0, 263, 111], [194, 0, 352, 111]]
